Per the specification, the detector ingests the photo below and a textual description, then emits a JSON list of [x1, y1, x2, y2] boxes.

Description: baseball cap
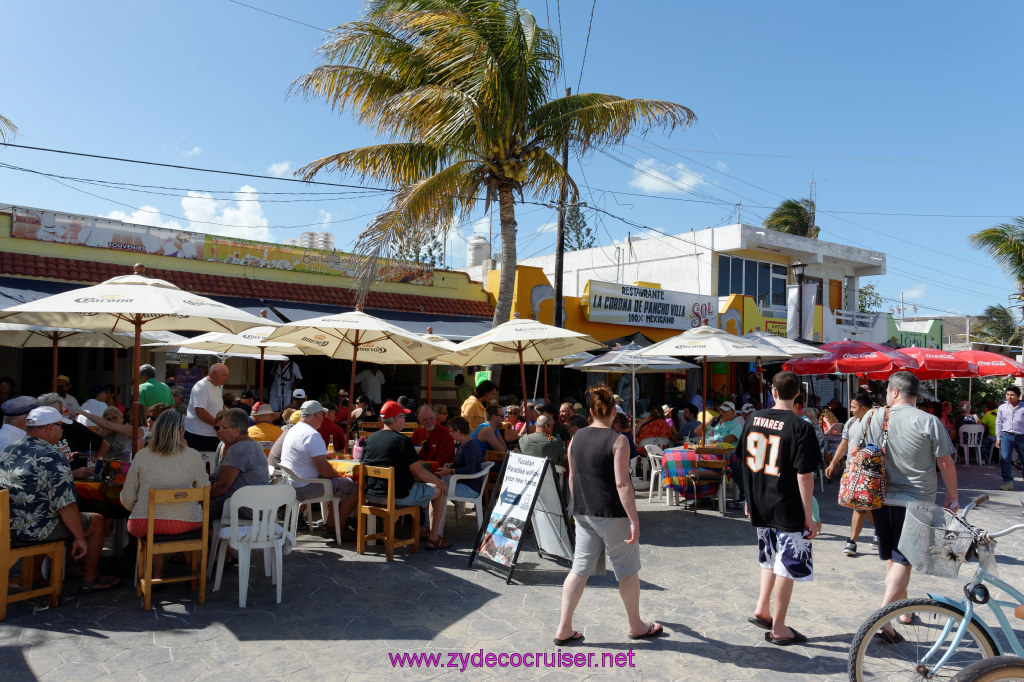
[[26, 406, 72, 426], [289, 410, 302, 424], [299, 400, 327, 416], [741, 403, 756, 414], [380, 400, 411, 419], [2, 396, 38, 417], [292, 388, 306, 400], [56, 375, 71, 386], [719, 401, 737, 412], [240, 389, 256, 400]]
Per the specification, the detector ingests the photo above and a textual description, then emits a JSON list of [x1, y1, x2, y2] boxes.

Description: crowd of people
[[0, 358, 1015, 655]]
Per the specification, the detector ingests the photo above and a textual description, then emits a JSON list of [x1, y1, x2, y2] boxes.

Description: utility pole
[[737, 201, 742, 224], [552, 86, 570, 330], [808, 173, 817, 234]]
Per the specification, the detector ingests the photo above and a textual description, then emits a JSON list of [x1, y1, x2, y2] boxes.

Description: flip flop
[[747, 616, 773, 630], [425, 536, 453, 550], [764, 628, 807, 646], [873, 630, 906, 645], [628, 623, 665, 640], [79, 576, 121, 594], [553, 631, 584, 646]]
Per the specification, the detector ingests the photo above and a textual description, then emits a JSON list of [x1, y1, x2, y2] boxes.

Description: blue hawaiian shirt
[[0, 437, 77, 542]]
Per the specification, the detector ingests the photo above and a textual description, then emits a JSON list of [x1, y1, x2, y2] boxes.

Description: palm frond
[[529, 94, 695, 152], [296, 142, 467, 185], [763, 198, 819, 238], [970, 218, 1024, 284], [525, 149, 576, 201], [0, 114, 17, 143], [370, 85, 481, 144]]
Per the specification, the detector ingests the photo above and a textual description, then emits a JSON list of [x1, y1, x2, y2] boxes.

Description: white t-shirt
[[60, 393, 81, 416], [355, 369, 385, 405], [0, 423, 25, 451], [77, 398, 109, 426], [185, 376, 223, 437], [281, 421, 327, 483]]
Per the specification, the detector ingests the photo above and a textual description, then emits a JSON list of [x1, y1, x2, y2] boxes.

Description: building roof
[[0, 251, 494, 318]]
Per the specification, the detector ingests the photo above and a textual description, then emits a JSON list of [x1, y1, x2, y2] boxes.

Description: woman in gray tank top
[[553, 384, 664, 646]]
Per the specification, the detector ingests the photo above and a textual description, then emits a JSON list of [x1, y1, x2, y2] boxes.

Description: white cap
[[719, 401, 736, 412], [26, 406, 72, 427], [292, 388, 307, 399], [741, 403, 756, 414]]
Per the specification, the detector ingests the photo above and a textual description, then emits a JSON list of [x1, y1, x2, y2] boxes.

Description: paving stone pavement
[[2, 462, 1024, 681]]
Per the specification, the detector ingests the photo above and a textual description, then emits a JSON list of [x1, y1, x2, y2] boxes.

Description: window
[[718, 255, 788, 310]]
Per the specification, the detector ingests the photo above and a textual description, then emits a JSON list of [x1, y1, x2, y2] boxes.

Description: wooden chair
[[684, 448, 730, 516], [135, 485, 210, 611], [482, 450, 507, 508], [357, 465, 420, 561], [0, 489, 65, 621]]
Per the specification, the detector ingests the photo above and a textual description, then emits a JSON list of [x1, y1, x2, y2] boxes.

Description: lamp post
[[792, 260, 807, 342]]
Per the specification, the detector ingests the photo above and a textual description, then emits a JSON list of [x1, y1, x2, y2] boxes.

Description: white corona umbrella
[[569, 342, 697, 435], [743, 331, 829, 408], [0, 323, 167, 393], [263, 308, 454, 403], [0, 265, 271, 449], [637, 326, 790, 445], [435, 316, 603, 405]]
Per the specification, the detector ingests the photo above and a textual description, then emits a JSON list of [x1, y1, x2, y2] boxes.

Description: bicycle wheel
[[849, 597, 999, 681], [952, 656, 1024, 682]]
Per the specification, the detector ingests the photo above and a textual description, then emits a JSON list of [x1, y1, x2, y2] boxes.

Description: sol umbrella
[[0, 265, 271, 450], [636, 326, 789, 445], [569, 342, 697, 435], [435, 316, 603, 406], [263, 308, 453, 403]]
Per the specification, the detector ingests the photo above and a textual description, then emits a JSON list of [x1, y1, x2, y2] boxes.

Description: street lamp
[[792, 260, 807, 341]]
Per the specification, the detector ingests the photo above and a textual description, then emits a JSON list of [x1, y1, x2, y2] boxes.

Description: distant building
[[298, 231, 334, 250]]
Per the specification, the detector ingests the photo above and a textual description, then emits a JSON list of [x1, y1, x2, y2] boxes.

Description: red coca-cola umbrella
[[952, 350, 1024, 377], [783, 340, 920, 375], [863, 347, 979, 380]]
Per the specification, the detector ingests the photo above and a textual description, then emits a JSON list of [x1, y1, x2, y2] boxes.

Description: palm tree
[[970, 218, 1024, 286], [291, 0, 695, 325], [0, 114, 17, 142], [972, 304, 1024, 346], [763, 198, 819, 238]]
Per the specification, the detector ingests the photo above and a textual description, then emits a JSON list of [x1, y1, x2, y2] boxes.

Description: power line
[[225, 0, 327, 32], [629, 143, 1024, 164], [576, 0, 597, 92], [0, 143, 394, 191]]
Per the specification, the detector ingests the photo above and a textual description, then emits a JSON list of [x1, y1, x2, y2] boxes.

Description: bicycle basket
[[898, 502, 978, 578]]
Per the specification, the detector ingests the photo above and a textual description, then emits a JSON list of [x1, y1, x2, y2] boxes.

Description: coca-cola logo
[[841, 352, 880, 359]]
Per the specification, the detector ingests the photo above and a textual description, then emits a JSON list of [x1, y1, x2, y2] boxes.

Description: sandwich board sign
[[469, 451, 574, 584]]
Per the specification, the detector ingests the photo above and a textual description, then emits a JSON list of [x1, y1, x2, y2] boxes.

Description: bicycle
[[952, 655, 1024, 681], [849, 494, 1024, 681]]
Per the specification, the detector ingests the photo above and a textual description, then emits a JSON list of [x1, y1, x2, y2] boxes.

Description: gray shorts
[[295, 477, 355, 502], [570, 515, 641, 580]]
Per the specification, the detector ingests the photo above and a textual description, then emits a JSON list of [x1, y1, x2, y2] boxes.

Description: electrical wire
[[576, 0, 597, 92], [225, 0, 327, 32], [628, 143, 1024, 164]]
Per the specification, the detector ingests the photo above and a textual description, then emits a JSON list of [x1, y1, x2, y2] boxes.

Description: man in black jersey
[[741, 371, 820, 646]]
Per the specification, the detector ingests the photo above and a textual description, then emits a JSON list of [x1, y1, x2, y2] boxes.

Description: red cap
[[380, 400, 411, 419]]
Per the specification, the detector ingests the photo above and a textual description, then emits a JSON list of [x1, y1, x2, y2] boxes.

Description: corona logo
[[75, 296, 133, 304], [300, 336, 329, 347], [182, 299, 218, 307]]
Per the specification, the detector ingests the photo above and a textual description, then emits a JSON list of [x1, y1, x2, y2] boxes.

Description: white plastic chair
[[958, 425, 986, 466], [211, 484, 297, 608], [638, 437, 670, 480], [646, 446, 665, 502], [278, 465, 342, 544], [439, 462, 494, 537]]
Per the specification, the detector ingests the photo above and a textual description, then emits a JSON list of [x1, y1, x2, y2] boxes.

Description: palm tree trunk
[[492, 183, 518, 326]]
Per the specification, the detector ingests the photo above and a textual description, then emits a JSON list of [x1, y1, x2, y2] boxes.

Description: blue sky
[[2, 1, 1021, 321]]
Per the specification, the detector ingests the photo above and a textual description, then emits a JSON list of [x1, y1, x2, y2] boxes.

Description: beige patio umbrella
[[637, 326, 790, 445], [0, 323, 165, 393], [742, 331, 829, 406], [0, 265, 271, 450], [174, 325, 308, 405], [435, 316, 604, 406], [262, 307, 454, 405]]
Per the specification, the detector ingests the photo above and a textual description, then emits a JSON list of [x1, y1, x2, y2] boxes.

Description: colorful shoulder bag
[[838, 407, 889, 511]]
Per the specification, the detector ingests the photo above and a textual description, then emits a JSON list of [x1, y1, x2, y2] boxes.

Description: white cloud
[[470, 215, 491, 236], [903, 284, 928, 300], [628, 158, 705, 195], [183, 146, 202, 157], [316, 209, 333, 229], [267, 161, 292, 178], [535, 221, 557, 234], [104, 206, 182, 230], [181, 185, 272, 242], [716, 160, 729, 172]]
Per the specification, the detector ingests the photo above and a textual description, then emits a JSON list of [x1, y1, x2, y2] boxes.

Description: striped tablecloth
[[661, 447, 735, 500]]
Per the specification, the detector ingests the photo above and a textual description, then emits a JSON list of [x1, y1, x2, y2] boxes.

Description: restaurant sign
[[582, 280, 717, 330], [10, 207, 433, 286]]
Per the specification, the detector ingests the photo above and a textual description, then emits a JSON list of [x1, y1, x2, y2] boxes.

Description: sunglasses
[[213, 425, 237, 431]]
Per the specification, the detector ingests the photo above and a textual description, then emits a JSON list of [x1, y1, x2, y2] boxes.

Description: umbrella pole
[[348, 330, 360, 411], [113, 348, 118, 404], [544, 362, 549, 404], [969, 377, 973, 405], [532, 365, 540, 403], [701, 358, 707, 447], [518, 349, 528, 410], [131, 319, 142, 457], [426, 360, 433, 405], [51, 337, 59, 393], [631, 367, 638, 439], [259, 348, 265, 404]]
